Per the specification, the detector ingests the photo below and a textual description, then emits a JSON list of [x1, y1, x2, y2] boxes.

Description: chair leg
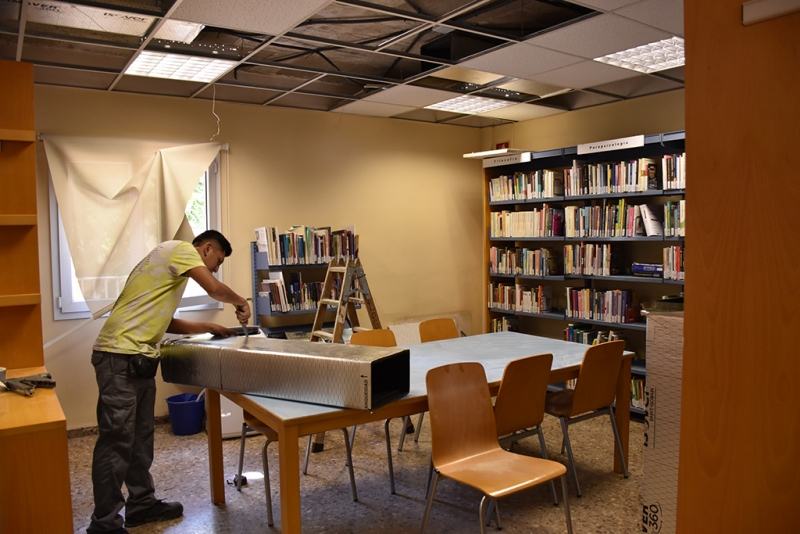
[[262, 439, 274, 526], [236, 422, 247, 491], [350, 424, 357, 451], [484, 498, 502, 530], [420, 471, 439, 534], [607, 405, 629, 478], [537, 426, 559, 505], [341, 427, 358, 502], [384, 418, 396, 494], [478, 495, 490, 534], [303, 434, 313, 475], [414, 412, 424, 442], [561, 475, 574, 534], [559, 417, 581, 497], [425, 458, 434, 499]]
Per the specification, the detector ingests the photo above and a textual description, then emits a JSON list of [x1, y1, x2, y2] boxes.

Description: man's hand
[[208, 323, 238, 338], [235, 301, 251, 326]]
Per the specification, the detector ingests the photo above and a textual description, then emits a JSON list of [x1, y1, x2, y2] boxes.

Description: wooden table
[[205, 331, 633, 533], [0, 366, 73, 533]]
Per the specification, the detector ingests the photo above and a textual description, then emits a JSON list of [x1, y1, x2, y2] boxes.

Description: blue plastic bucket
[[166, 393, 205, 436]]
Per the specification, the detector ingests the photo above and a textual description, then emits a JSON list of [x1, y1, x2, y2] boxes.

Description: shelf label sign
[[577, 134, 644, 155]]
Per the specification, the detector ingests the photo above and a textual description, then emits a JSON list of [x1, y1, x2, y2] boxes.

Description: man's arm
[[185, 265, 251, 324], [166, 318, 237, 337]]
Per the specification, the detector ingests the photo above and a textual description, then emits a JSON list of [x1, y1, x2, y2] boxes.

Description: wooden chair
[[421, 362, 573, 534], [494, 353, 558, 505], [544, 340, 629, 497], [236, 410, 358, 526], [349, 328, 397, 347], [399, 318, 461, 451], [418, 317, 460, 343], [349, 328, 403, 493]]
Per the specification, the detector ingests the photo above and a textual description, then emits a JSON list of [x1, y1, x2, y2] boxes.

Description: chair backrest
[[419, 318, 459, 343], [426, 362, 500, 468], [349, 329, 397, 347], [571, 340, 626, 415], [494, 353, 553, 437]]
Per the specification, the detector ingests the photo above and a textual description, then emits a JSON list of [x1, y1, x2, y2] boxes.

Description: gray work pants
[[87, 351, 157, 533]]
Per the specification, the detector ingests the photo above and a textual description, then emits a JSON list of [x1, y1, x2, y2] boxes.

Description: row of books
[[664, 245, 685, 280], [489, 205, 565, 238], [254, 225, 358, 266], [487, 283, 553, 314], [631, 377, 646, 410], [489, 170, 564, 202], [565, 157, 661, 197], [490, 315, 519, 333], [259, 274, 342, 313], [662, 153, 686, 190], [564, 242, 616, 276], [564, 201, 668, 238], [663, 200, 686, 237], [564, 323, 628, 345], [489, 246, 560, 276], [565, 287, 640, 324]]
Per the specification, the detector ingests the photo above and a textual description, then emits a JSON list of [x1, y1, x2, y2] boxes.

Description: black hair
[[193, 230, 232, 257]]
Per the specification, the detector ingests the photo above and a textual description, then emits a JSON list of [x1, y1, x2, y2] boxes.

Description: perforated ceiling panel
[[172, 0, 333, 35]]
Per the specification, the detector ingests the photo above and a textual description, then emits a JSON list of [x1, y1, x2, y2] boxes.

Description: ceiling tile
[[526, 13, 673, 59], [336, 100, 417, 118], [566, 0, 641, 11], [460, 42, 583, 78], [535, 89, 620, 110], [363, 85, 456, 107], [528, 59, 642, 89], [477, 103, 567, 121], [588, 73, 683, 98], [496, 79, 569, 99], [615, 0, 684, 37], [172, 0, 331, 35], [429, 66, 506, 86]]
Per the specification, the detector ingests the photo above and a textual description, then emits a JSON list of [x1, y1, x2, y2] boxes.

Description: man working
[[87, 230, 251, 534]]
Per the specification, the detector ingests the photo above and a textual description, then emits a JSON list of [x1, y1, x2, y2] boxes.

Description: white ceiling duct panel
[[25, 0, 155, 36], [154, 20, 205, 44], [172, 0, 332, 36]]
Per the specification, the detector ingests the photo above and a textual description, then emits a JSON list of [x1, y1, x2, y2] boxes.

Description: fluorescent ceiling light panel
[[26, 0, 155, 36], [594, 37, 684, 74], [425, 95, 515, 115], [154, 20, 205, 44], [125, 52, 237, 83]]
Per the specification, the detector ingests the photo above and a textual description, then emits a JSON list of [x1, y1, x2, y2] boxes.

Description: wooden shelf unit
[[0, 59, 73, 533]]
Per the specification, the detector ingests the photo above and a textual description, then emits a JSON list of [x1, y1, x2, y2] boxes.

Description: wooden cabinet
[[0, 59, 73, 533]]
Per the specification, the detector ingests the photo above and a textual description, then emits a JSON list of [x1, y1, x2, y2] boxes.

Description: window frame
[[49, 154, 223, 320]]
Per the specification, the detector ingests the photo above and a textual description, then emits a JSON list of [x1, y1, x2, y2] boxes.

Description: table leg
[[279, 425, 302, 533], [614, 358, 631, 474], [206, 389, 225, 504]]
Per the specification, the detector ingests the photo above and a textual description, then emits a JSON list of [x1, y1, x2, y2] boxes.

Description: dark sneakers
[[125, 500, 183, 527]]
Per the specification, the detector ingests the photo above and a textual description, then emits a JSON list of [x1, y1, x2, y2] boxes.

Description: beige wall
[[34, 86, 482, 429], [34, 85, 685, 430]]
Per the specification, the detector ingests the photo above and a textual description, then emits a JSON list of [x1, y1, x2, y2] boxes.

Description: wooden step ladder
[[309, 257, 381, 343]]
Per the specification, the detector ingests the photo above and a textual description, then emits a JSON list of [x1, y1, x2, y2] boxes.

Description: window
[[50, 154, 222, 319]]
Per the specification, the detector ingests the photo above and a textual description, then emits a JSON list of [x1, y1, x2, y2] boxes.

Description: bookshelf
[[483, 131, 686, 415], [250, 227, 359, 335], [0, 59, 73, 533]]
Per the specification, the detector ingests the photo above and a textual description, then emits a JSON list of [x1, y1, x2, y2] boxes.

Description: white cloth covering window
[[43, 136, 221, 316]]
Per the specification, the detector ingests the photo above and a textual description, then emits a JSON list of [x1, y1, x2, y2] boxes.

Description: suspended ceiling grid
[[0, 0, 685, 128]]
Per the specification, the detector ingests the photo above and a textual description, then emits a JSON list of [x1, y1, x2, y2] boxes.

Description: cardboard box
[[642, 311, 684, 534]]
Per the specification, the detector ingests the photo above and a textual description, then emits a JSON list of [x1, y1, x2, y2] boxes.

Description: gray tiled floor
[[69, 416, 644, 533]]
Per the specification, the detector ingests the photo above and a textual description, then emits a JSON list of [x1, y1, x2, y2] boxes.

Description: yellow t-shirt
[[93, 241, 206, 358]]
